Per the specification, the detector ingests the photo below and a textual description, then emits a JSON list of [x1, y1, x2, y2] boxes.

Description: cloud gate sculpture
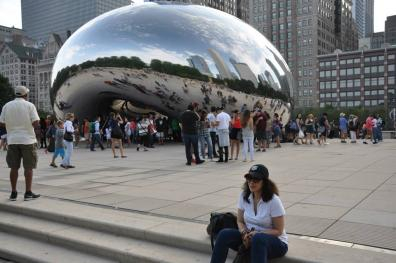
[[51, 2, 293, 123]]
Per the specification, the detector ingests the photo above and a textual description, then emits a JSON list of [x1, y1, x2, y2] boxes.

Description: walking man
[[180, 104, 205, 165], [0, 86, 41, 201], [90, 116, 105, 151], [207, 106, 219, 158]]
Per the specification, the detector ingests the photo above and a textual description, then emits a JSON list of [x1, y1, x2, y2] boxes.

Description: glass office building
[[22, 0, 131, 43]]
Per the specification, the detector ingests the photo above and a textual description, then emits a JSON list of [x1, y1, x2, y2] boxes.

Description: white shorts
[[217, 129, 230, 147]]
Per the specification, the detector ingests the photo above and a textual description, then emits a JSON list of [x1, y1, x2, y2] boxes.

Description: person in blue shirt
[[339, 113, 348, 143]]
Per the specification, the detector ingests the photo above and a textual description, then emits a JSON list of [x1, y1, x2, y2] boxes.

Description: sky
[[0, 0, 395, 33]]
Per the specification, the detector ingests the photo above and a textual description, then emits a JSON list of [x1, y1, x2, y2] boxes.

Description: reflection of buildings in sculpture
[[267, 51, 293, 98], [37, 33, 63, 112], [208, 48, 233, 79], [230, 58, 257, 86], [266, 58, 291, 94], [187, 55, 212, 77]]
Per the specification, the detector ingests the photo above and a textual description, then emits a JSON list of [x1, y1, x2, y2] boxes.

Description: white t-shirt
[[238, 192, 288, 244], [216, 111, 231, 130], [0, 98, 40, 145], [64, 120, 75, 134], [372, 118, 378, 128], [207, 113, 217, 132]]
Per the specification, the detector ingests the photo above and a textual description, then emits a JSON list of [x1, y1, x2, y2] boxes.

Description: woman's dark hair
[[242, 176, 279, 203], [200, 110, 207, 121], [240, 109, 251, 128]]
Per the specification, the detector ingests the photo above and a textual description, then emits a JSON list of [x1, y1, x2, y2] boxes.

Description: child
[[50, 120, 65, 168]]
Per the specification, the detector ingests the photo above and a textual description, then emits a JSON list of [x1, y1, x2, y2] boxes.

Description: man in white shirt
[[0, 86, 41, 201], [215, 107, 231, 162], [207, 106, 219, 158], [90, 116, 105, 151]]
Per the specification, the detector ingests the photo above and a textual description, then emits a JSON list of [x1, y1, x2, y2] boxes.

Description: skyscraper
[[352, 0, 374, 38], [385, 15, 396, 46], [249, 0, 358, 107], [21, 0, 131, 43]]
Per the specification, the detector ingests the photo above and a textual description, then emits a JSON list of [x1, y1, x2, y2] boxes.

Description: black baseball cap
[[245, 164, 269, 180]]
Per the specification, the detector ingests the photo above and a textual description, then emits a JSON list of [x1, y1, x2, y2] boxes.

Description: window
[[372, 100, 378, 106], [332, 81, 337, 89], [364, 67, 370, 74], [389, 54, 395, 60], [347, 59, 353, 64], [364, 57, 370, 63], [340, 59, 346, 65], [365, 90, 370, 95], [340, 92, 346, 97], [340, 101, 346, 107], [389, 64, 395, 71], [347, 68, 353, 75], [347, 80, 353, 88], [389, 76, 395, 85], [347, 92, 354, 97], [371, 66, 378, 73], [320, 82, 325, 89], [371, 56, 377, 62], [378, 77, 384, 85], [332, 93, 337, 98], [371, 90, 378, 95], [371, 78, 378, 86], [320, 93, 325, 98], [347, 101, 354, 107], [340, 80, 346, 88], [354, 58, 360, 64], [340, 69, 346, 76], [354, 68, 361, 75], [378, 56, 384, 61], [354, 91, 361, 96], [354, 79, 361, 87], [378, 90, 384, 95], [365, 100, 370, 106], [354, 101, 361, 106], [320, 71, 325, 78]]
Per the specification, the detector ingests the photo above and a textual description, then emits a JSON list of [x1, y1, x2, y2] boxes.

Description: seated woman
[[210, 164, 288, 263]]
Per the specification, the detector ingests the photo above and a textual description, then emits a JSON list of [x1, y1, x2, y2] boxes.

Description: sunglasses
[[246, 178, 261, 184]]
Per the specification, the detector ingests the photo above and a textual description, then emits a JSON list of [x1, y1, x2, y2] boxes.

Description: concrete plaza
[[0, 139, 396, 252]]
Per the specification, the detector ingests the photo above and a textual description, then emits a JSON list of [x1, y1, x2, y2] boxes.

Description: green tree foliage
[[0, 75, 14, 113]]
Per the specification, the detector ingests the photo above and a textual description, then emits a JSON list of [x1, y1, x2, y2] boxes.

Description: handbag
[[298, 129, 305, 138], [233, 244, 251, 263], [64, 131, 73, 142], [206, 212, 238, 250], [111, 125, 123, 139]]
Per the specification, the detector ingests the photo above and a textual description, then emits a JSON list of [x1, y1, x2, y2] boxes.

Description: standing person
[[180, 104, 204, 165], [130, 117, 137, 144], [83, 118, 90, 148], [376, 114, 384, 141], [304, 114, 315, 145], [124, 117, 132, 147], [210, 164, 288, 263], [272, 113, 282, 148], [241, 110, 254, 162], [293, 113, 304, 145], [348, 114, 359, 143], [317, 113, 329, 145], [90, 116, 105, 151], [215, 107, 231, 163], [265, 111, 272, 149], [61, 113, 76, 169], [155, 115, 165, 145], [363, 114, 373, 144], [372, 115, 379, 144], [339, 113, 348, 143], [109, 112, 127, 158], [254, 110, 267, 152], [207, 106, 219, 158], [73, 118, 80, 148], [0, 86, 41, 200], [46, 118, 56, 153], [136, 115, 149, 151], [39, 118, 47, 149], [148, 114, 157, 148], [198, 110, 213, 160], [50, 120, 65, 168], [229, 110, 241, 160]]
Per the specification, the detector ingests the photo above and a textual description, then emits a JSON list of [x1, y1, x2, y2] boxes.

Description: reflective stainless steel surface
[[51, 3, 293, 122]]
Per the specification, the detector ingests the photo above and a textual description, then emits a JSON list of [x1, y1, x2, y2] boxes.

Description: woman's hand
[[242, 232, 251, 248]]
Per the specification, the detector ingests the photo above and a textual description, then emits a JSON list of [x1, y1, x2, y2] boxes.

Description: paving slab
[[1, 139, 396, 250]]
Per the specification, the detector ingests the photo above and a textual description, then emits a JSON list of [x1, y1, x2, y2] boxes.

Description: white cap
[[15, 86, 30, 96]]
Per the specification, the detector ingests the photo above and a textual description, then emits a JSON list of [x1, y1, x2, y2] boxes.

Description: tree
[[0, 75, 14, 113]]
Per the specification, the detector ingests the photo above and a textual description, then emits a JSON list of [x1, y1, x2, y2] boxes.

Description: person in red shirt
[[254, 110, 267, 152], [363, 115, 373, 144], [230, 110, 242, 160]]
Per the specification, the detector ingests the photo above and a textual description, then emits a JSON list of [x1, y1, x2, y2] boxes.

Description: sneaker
[[60, 164, 69, 169], [9, 191, 17, 201], [229, 158, 233, 160], [67, 165, 75, 168], [256, 148, 261, 152], [363, 141, 368, 144], [196, 160, 205, 165], [137, 147, 140, 151], [186, 162, 191, 166], [261, 149, 266, 152], [121, 156, 127, 158], [24, 191, 40, 201], [216, 159, 224, 163], [50, 163, 57, 168]]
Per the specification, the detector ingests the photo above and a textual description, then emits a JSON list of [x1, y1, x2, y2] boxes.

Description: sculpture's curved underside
[[51, 3, 293, 122]]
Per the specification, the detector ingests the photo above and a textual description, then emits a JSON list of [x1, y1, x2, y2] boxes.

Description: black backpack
[[206, 212, 238, 250]]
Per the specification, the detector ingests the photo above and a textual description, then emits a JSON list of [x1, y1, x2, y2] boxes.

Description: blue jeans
[[182, 133, 201, 164], [210, 229, 288, 263], [62, 140, 73, 166], [199, 135, 213, 159]]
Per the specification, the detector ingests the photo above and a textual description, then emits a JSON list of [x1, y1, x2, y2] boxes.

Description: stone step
[[0, 231, 116, 263], [1, 196, 395, 263], [0, 210, 210, 263]]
